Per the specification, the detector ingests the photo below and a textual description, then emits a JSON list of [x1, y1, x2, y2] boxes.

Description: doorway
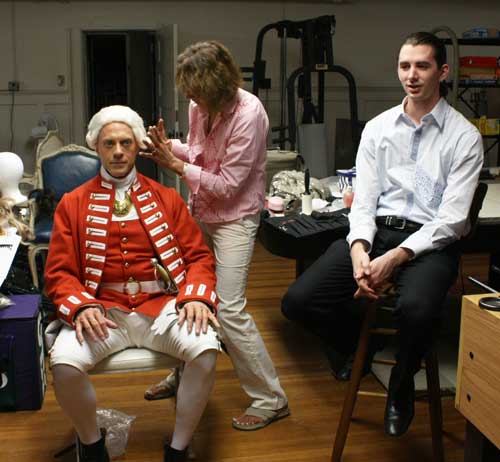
[[85, 31, 158, 179]]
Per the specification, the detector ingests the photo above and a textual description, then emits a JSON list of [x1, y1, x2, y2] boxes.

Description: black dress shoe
[[324, 344, 376, 382], [164, 443, 187, 462], [324, 345, 349, 380], [384, 378, 415, 437]]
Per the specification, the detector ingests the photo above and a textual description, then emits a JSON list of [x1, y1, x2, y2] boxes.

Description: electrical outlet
[[8, 81, 19, 92]]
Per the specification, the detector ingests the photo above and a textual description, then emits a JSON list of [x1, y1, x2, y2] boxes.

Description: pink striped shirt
[[171, 88, 268, 223]]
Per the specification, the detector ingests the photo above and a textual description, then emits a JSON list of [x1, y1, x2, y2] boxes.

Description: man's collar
[[427, 97, 447, 129], [100, 166, 137, 189], [396, 96, 447, 129]]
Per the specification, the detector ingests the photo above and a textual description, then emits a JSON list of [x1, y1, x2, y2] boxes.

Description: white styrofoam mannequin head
[[0, 152, 27, 204]]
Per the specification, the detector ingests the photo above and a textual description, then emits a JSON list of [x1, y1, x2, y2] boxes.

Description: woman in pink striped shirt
[[142, 41, 289, 432]]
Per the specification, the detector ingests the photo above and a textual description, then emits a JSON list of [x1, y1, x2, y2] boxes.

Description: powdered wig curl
[[86, 105, 148, 149]]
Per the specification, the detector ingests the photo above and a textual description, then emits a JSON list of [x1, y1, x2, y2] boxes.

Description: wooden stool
[[331, 297, 444, 462], [331, 182, 488, 462]]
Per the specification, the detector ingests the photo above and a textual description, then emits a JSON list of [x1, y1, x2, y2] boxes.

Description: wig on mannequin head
[[86, 105, 148, 149]]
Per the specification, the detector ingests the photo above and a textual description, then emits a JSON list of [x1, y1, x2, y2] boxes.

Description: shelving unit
[[441, 36, 500, 289], [441, 37, 500, 164], [441, 38, 500, 46]]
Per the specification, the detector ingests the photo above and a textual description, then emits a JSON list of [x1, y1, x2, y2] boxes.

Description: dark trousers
[[281, 226, 460, 389]]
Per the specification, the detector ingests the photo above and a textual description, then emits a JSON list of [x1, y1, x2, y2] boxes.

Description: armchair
[[22, 130, 64, 189], [28, 144, 100, 288], [33, 130, 65, 185]]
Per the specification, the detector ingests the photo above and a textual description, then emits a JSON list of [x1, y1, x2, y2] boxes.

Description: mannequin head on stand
[[0, 152, 27, 205]]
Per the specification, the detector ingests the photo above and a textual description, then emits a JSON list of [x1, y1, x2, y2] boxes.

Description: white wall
[[1, 0, 500, 174]]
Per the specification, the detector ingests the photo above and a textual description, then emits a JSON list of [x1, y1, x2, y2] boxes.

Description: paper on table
[[0, 234, 21, 287]]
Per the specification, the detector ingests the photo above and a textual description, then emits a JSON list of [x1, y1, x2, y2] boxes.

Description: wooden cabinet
[[456, 294, 500, 451]]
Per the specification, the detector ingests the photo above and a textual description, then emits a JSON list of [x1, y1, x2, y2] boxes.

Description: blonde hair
[[176, 41, 242, 112], [0, 197, 34, 241]]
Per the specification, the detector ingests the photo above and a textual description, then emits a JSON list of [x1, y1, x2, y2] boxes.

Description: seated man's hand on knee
[[178, 301, 220, 335], [74, 306, 118, 345]]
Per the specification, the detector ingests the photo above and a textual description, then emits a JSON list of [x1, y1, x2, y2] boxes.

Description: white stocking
[[52, 364, 101, 445], [170, 350, 217, 450]]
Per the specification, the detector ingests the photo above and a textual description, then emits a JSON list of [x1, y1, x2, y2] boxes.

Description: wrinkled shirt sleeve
[[170, 106, 192, 163], [171, 139, 190, 162], [176, 107, 267, 201], [346, 121, 381, 252], [399, 130, 483, 257]]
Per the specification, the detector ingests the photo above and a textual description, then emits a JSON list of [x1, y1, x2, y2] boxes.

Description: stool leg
[[425, 349, 444, 462], [331, 301, 376, 462]]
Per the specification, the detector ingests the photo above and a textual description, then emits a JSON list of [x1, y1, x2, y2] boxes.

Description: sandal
[[144, 377, 176, 401], [232, 405, 290, 431]]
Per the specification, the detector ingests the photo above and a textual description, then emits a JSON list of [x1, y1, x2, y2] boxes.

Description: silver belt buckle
[[384, 216, 406, 229], [394, 217, 406, 230], [124, 279, 141, 295]]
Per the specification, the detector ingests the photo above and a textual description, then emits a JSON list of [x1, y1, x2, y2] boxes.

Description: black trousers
[[281, 226, 460, 387]]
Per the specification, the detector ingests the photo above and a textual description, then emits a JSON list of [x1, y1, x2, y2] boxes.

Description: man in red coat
[[45, 105, 220, 462]]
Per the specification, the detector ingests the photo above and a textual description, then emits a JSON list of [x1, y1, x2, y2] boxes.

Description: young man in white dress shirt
[[282, 31, 483, 436]]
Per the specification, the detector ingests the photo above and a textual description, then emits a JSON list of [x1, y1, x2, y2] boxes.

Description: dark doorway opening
[[85, 31, 158, 179]]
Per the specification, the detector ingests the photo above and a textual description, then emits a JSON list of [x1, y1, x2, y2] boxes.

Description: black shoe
[[76, 429, 109, 462], [384, 374, 415, 437], [164, 443, 188, 462], [324, 345, 374, 382]]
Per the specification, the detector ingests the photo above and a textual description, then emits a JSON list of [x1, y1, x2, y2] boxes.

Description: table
[[258, 181, 500, 274]]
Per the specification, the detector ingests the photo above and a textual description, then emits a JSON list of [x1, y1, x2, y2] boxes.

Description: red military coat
[[44, 172, 218, 327]]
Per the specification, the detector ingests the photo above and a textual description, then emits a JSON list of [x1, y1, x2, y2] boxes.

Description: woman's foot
[[144, 374, 176, 401], [232, 405, 290, 431]]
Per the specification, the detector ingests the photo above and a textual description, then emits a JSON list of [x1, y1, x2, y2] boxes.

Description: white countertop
[[479, 182, 500, 222]]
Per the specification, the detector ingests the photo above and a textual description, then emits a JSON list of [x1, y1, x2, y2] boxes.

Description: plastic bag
[[0, 293, 14, 309], [269, 170, 329, 207], [96, 408, 136, 459]]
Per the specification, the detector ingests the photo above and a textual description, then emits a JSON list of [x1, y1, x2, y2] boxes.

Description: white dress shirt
[[347, 97, 484, 257]]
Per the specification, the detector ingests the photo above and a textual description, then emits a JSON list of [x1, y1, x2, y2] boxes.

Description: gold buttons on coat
[[120, 222, 126, 228], [124, 262, 130, 268], [122, 237, 128, 243]]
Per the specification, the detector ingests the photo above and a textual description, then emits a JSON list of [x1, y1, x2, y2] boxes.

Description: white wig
[[86, 105, 148, 149]]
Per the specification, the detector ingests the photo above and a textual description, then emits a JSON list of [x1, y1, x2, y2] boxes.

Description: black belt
[[376, 216, 422, 232]]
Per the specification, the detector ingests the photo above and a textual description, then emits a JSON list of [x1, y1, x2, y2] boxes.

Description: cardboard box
[[460, 56, 499, 68], [478, 117, 500, 135], [459, 66, 500, 78]]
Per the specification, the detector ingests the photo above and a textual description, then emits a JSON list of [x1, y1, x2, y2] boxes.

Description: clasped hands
[[139, 119, 185, 176], [350, 241, 412, 300]]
